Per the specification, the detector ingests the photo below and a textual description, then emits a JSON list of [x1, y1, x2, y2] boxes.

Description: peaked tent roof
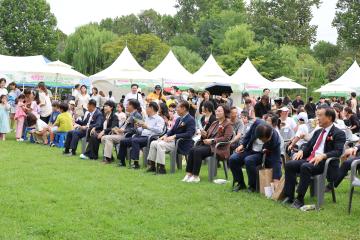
[[272, 76, 306, 89], [89, 46, 152, 82], [150, 50, 193, 86], [193, 54, 229, 84], [331, 60, 360, 87], [230, 58, 274, 89], [0, 55, 49, 72]]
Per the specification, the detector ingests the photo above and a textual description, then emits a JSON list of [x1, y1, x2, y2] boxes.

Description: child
[[14, 94, 27, 141], [26, 113, 49, 145], [0, 95, 10, 140], [8, 82, 21, 130], [49, 103, 73, 146]]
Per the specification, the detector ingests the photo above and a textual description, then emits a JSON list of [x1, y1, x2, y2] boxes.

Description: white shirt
[[314, 124, 333, 156], [124, 92, 145, 109], [284, 117, 297, 132], [39, 92, 52, 117], [72, 89, 80, 98], [252, 138, 264, 152], [0, 88, 8, 96], [36, 119, 48, 131], [76, 94, 90, 110], [295, 124, 309, 147]]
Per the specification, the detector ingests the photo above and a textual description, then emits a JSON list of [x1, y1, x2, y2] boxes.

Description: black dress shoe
[[146, 166, 156, 172], [157, 167, 166, 174], [232, 184, 247, 192], [131, 164, 140, 169], [281, 197, 294, 205], [291, 199, 304, 209], [118, 162, 126, 167]]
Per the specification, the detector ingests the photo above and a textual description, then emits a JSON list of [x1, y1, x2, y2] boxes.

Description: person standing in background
[[72, 84, 80, 100], [7, 82, 21, 131], [0, 78, 8, 96], [38, 82, 52, 124]]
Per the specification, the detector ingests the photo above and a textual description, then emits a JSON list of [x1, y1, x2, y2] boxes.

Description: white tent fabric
[[315, 84, 353, 94], [89, 46, 153, 85], [230, 58, 274, 89], [331, 61, 360, 88], [193, 54, 229, 85], [150, 50, 193, 86], [272, 76, 306, 89], [0, 55, 86, 86], [0, 54, 48, 72]]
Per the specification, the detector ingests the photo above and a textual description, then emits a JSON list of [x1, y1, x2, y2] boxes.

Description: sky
[[47, 0, 339, 44]]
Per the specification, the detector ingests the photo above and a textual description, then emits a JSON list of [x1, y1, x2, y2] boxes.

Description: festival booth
[[271, 76, 307, 97], [89, 46, 155, 100], [150, 50, 193, 89], [230, 58, 275, 103], [192, 54, 230, 87], [0, 55, 87, 95]]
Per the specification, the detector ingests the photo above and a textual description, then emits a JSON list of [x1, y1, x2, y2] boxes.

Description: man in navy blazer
[[283, 107, 346, 209], [63, 99, 103, 156], [229, 118, 282, 192], [147, 101, 196, 174]]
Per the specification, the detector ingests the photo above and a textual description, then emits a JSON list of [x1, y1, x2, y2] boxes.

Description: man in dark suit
[[147, 101, 196, 174], [63, 99, 103, 156], [283, 107, 346, 209], [331, 145, 360, 190], [229, 119, 282, 192], [254, 95, 271, 118]]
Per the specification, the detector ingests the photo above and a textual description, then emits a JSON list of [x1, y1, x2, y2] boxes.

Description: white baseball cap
[[280, 107, 289, 112]]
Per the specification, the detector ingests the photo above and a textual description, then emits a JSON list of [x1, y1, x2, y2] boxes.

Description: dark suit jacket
[[103, 112, 119, 135], [203, 119, 233, 160], [167, 113, 196, 154], [200, 114, 216, 131], [301, 125, 346, 160], [242, 119, 282, 180], [76, 108, 104, 131]]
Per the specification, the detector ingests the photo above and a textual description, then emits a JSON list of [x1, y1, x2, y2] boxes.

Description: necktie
[[307, 129, 326, 161]]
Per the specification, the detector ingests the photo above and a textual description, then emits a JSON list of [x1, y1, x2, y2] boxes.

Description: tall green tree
[[248, 0, 320, 46], [0, 0, 58, 57], [101, 34, 170, 71], [333, 0, 360, 51], [312, 41, 340, 64], [100, 14, 140, 36], [61, 24, 117, 75], [172, 46, 204, 73], [0, 36, 8, 54]]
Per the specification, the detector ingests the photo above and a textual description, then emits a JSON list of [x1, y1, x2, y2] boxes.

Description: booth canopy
[[331, 61, 360, 88], [230, 58, 274, 90], [89, 46, 154, 87], [315, 83, 353, 96], [272, 76, 306, 89], [193, 54, 229, 85], [150, 50, 193, 87]]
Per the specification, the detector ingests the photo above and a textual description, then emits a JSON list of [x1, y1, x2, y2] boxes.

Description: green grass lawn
[[0, 133, 359, 240]]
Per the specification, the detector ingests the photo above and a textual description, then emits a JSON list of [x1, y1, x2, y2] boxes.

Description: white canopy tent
[[315, 83, 353, 96], [192, 54, 229, 86], [272, 76, 306, 89], [150, 50, 193, 87], [230, 58, 274, 91], [0, 55, 86, 88], [90, 46, 155, 96], [330, 60, 360, 89]]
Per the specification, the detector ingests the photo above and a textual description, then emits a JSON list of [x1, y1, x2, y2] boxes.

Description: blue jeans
[[229, 150, 262, 189]]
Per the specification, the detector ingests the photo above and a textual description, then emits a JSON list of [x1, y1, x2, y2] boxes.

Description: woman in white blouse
[[75, 85, 90, 117]]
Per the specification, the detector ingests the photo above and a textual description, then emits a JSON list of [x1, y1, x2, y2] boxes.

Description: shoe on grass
[[80, 154, 89, 160], [187, 176, 200, 183], [182, 175, 191, 182]]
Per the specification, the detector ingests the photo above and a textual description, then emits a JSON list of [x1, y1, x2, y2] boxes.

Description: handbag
[[271, 176, 285, 201], [257, 153, 273, 195]]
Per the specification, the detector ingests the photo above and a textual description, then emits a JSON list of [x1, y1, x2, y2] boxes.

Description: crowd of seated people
[[3, 77, 360, 211]]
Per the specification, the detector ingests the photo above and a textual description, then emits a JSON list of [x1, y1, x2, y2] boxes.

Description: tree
[[172, 46, 204, 73], [312, 41, 340, 64], [0, 37, 8, 54], [61, 24, 117, 75], [220, 24, 256, 53], [333, 0, 360, 51], [101, 34, 170, 71], [100, 14, 140, 36], [0, 0, 59, 57], [170, 34, 202, 54], [248, 0, 320, 46]]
